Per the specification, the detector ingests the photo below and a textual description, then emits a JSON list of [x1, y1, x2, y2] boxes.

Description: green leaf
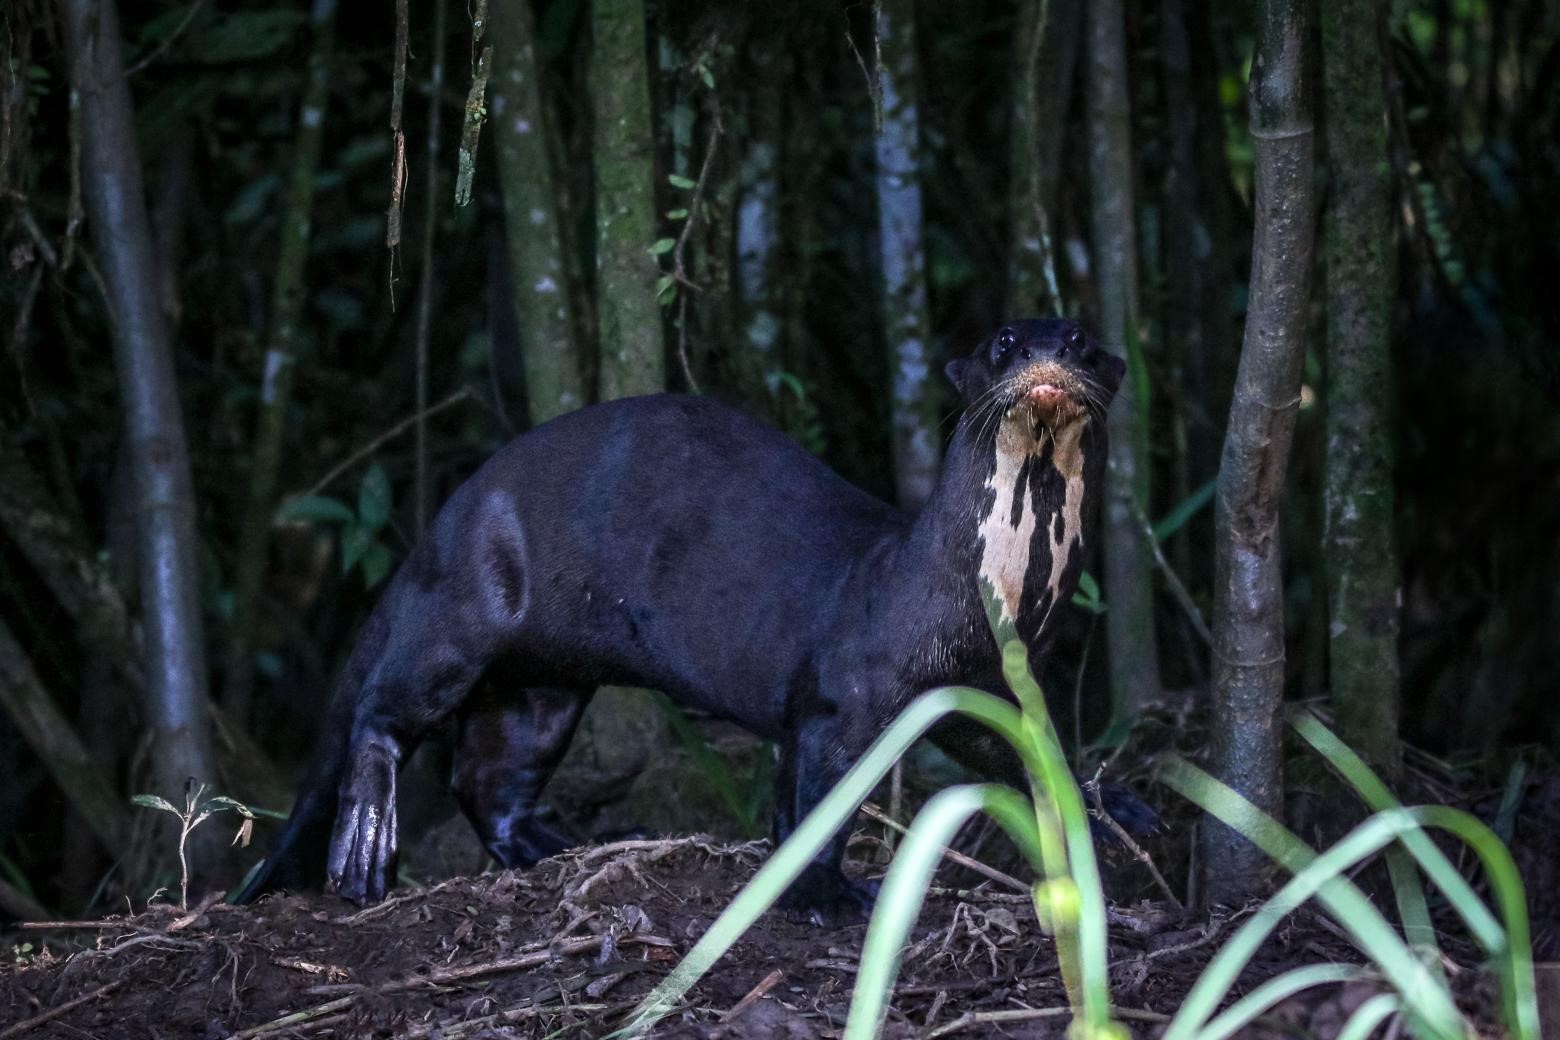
[[655, 275, 678, 305], [357, 463, 392, 531], [667, 173, 696, 190], [1071, 571, 1105, 613], [132, 794, 179, 815], [360, 542, 393, 588], [1153, 479, 1216, 542], [664, 208, 689, 220], [650, 237, 676, 256], [205, 796, 255, 818], [340, 523, 374, 574], [274, 494, 356, 525]]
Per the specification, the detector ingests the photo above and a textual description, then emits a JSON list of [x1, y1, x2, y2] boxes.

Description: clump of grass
[[616, 594, 1537, 1039]]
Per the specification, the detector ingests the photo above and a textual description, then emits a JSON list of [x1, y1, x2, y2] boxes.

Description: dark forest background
[[1, 0, 1557, 914]]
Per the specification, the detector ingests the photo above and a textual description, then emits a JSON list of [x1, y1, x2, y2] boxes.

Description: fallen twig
[[302, 932, 672, 996], [227, 996, 356, 1039], [861, 802, 1029, 895], [0, 980, 124, 1040], [719, 968, 784, 1023], [926, 1003, 1169, 1038]]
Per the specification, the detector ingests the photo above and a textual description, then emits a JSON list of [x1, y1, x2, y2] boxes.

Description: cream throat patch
[[975, 414, 1088, 627]]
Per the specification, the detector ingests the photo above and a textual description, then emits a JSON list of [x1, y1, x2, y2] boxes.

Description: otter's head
[[949, 318, 1124, 635], [944, 318, 1124, 433]]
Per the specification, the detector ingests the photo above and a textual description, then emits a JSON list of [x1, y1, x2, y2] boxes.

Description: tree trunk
[[1201, 0, 1316, 905], [580, 0, 673, 797], [1320, 0, 1401, 781], [735, 39, 783, 385], [0, 448, 288, 813], [492, 0, 583, 424], [592, 0, 664, 398], [875, 0, 939, 512], [60, 0, 219, 823], [223, 0, 337, 725], [1085, 0, 1161, 716], [1007, 0, 1081, 317]]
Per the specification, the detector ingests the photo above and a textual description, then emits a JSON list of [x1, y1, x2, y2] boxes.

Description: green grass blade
[[1493, 760, 1527, 843], [1159, 760, 1466, 1040], [1000, 640, 1113, 1029], [845, 784, 1041, 1040], [1291, 711, 1502, 950], [1335, 993, 1402, 1040], [1152, 478, 1216, 541], [1382, 844, 1443, 984], [1408, 806, 1540, 1040], [615, 686, 1025, 1038], [1199, 964, 1364, 1040]]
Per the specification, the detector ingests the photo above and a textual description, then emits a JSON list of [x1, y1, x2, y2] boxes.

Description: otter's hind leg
[[453, 681, 587, 867]]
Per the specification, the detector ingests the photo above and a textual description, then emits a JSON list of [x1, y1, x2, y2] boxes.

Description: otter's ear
[[944, 358, 971, 398], [1097, 352, 1127, 403]]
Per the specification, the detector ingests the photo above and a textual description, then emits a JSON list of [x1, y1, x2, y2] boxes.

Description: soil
[[0, 822, 1530, 1040], [6, 716, 1557, 1039]]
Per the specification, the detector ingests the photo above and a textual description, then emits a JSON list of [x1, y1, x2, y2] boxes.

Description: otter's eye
[[995, 328, 1017, 357], [1059, 325, 1084, 358]]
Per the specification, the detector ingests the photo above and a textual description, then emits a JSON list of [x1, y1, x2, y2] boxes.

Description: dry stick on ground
[[719, 969, 785, 1023], [926, 1004, 1169, 1039], [237, 933, 670, 1037], [302, 933, 674, 996], [860, 803, 1028, 895], [404, 1000, 626, 1040], [0, 980, 125, 1040]]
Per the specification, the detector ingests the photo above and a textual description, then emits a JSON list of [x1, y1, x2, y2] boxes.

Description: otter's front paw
[[326, 743, 399, 904], [778, 863, 880, 925]]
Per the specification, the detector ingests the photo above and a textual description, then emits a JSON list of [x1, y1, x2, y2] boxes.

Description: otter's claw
[[326, 742, 399, 904]]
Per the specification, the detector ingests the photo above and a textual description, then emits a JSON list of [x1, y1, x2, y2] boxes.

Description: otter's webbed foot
[[326, 742, 399, 904], [778, 862, 880, 925]]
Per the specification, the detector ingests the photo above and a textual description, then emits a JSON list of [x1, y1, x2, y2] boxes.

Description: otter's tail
[[228, 698, 353, 904]]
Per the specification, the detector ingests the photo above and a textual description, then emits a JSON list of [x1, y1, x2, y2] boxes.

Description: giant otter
[[233, 317, 1132, 913]]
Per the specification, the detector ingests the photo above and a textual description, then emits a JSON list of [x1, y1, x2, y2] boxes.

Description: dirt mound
[[0, 835, 1507, 1038]]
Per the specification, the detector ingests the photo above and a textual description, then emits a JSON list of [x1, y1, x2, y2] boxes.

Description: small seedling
[[132, 779, 257, 910]]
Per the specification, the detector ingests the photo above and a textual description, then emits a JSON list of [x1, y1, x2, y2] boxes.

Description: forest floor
[[1, 814, 1548, 1040]]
